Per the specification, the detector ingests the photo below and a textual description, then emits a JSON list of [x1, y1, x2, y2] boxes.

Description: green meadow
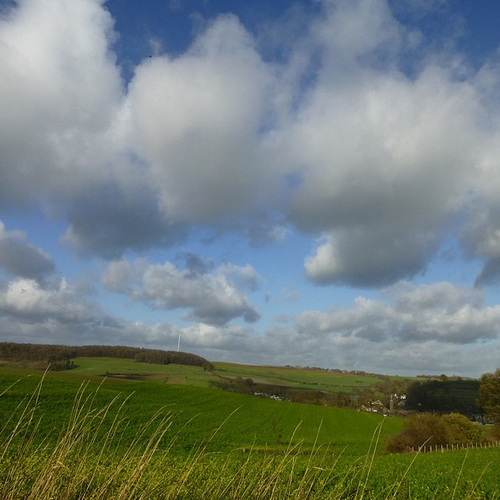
[[0, 363, 399, 455], [213, 362, 388, 392], [64, 357, 213, 387], [34, 357, 395, 393], [0, 359, 499, 498]]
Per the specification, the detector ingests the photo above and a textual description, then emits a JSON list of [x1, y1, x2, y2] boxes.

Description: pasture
[[213, 362, 388, 393], [0, 364, 400, 455]]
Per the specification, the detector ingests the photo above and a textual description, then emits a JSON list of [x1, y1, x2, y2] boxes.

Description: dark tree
[[479, 369, 500, 425]]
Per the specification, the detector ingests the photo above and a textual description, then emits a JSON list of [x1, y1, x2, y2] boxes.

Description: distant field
[[1, 356, 400, 394], [69, 357, 213, 387], [66, 357, 393, 393], [212, 362, 391, 393]]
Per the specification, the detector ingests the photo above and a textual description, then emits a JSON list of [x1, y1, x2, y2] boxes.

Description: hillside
[[0, 364, 401, 456], [0, 342, 480, 415], [0, 342, 213, 370]]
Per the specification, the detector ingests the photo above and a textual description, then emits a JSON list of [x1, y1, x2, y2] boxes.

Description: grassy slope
[[68, 357, 212, 387], [57, 357, 395, 393], [212, 362, 390, 392], [0, 364, 401, 457]]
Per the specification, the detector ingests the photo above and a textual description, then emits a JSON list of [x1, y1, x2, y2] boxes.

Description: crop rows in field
[[0, 366, 401, 456]]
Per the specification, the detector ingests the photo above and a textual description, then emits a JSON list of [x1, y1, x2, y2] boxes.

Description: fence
[[411, 441, 500, 453]]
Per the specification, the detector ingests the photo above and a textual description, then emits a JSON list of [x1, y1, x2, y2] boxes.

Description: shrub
[[386, 412, 482, 453], [386, 413, 449, 453], [441, 413, 481, 445]]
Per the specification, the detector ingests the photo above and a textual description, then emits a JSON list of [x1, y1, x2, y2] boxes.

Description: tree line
[[404, 378, 481, 415], [0, 342, 213, 371]]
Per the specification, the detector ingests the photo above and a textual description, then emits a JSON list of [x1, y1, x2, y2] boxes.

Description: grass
[[0, 370, 394, 498], [0, 358, 500, 500], [39, 357, 399, 394], [1, 358, 396, 394], [1, 363, 499, 498], [212, 362, 389, 393], [67, 357, 213, 387], [0, 366, 401, 456]]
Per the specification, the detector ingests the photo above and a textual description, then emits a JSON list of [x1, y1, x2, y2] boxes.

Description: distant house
[[360, 400, 389, 414]]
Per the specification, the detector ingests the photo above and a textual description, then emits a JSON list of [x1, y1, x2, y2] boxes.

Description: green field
[[212, 362, 389, 392], [0, 365, 399, 455], [67, 356, 214, 387], [32, 357, 396, 394], [1, 359, 499, 498]]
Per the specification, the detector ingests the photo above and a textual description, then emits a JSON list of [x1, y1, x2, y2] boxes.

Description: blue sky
[[1, 0, 500, 376]]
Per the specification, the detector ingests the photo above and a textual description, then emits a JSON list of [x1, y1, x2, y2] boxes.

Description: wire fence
[[411, 440, 500, 453]]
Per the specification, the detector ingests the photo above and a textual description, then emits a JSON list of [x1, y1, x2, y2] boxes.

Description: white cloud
[[128, 13, 280, 225], [286, 52, 486, 285], [0, 277, 99, 325], [0, 275, 170, 347], [0, 0, 123, 205], [102, 258, 261, 325], [295, 281, 500, 345], [0, 0, 178, 259], [311, 0, 403, 63], [217, 262, 262, 292]]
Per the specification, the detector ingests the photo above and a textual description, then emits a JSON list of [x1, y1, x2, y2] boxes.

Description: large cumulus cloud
[[0, 0, 123, 204], [3, 0, 500, 285], [279, 0, 488, 287], [102, 257, 261, 325], [127, 14, 279, 225], [0, 0, 177, 258]]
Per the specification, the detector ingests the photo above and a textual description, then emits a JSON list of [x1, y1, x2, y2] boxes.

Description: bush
[[386, 412, 482, 453], [441, 413, 481, 445], [386, 413, 449, 453]]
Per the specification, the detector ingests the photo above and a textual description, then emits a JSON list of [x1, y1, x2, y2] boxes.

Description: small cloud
[[284, 290, 301, 301]]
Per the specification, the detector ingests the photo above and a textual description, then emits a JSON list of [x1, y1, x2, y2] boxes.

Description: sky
[[1, 0, 500, 377]]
